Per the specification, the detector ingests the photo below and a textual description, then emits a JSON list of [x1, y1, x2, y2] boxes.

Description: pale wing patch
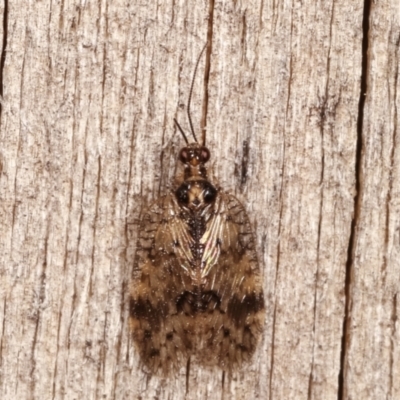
[[163, 197, 196, 275], [200, 197, 226, 277]]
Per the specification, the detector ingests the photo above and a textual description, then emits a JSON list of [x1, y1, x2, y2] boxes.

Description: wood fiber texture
[[0, 0, 399, 399]]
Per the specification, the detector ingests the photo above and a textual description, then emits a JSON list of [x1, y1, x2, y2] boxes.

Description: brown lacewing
[[129, 44, 264, 376]]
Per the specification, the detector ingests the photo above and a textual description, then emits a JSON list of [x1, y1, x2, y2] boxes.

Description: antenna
[[174, 118, 189, 144], [187, 42, 208, 144]]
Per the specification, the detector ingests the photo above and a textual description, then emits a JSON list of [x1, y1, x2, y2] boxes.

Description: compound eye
[[179, 148, 190, 163], [203, 183, 217, 203], [175, 183, 190, 204], [200, 147, 210, 163]]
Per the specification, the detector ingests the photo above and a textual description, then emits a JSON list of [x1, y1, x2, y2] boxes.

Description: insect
[[129, 44, 265, 376]]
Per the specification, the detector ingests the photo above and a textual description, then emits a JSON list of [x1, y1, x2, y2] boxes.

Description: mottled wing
[[130, 195, 196, 374], [130, 192, 264, 374], [196, 192, 265, 368]]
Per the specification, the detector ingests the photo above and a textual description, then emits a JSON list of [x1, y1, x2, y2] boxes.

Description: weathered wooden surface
[[343, 1, 400, 399], [0, 0, 398, 399]]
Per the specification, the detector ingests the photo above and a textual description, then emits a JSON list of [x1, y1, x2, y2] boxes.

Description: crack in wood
[[0, 0, 8, 118], [338, 0, 372, 399]]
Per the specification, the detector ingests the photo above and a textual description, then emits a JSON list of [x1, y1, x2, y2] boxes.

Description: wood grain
[[0, 0, 398, 399], [343, 1, 400, 399]]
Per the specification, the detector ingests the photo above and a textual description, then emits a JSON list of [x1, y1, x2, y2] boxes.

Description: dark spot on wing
[[237, 343, 249, 353], [176, 290, 222, 314], [143, 330, 152, 339], [130, 297, 168, 331], [149, 348, 160, 358], [227, 292, 264, 326]]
